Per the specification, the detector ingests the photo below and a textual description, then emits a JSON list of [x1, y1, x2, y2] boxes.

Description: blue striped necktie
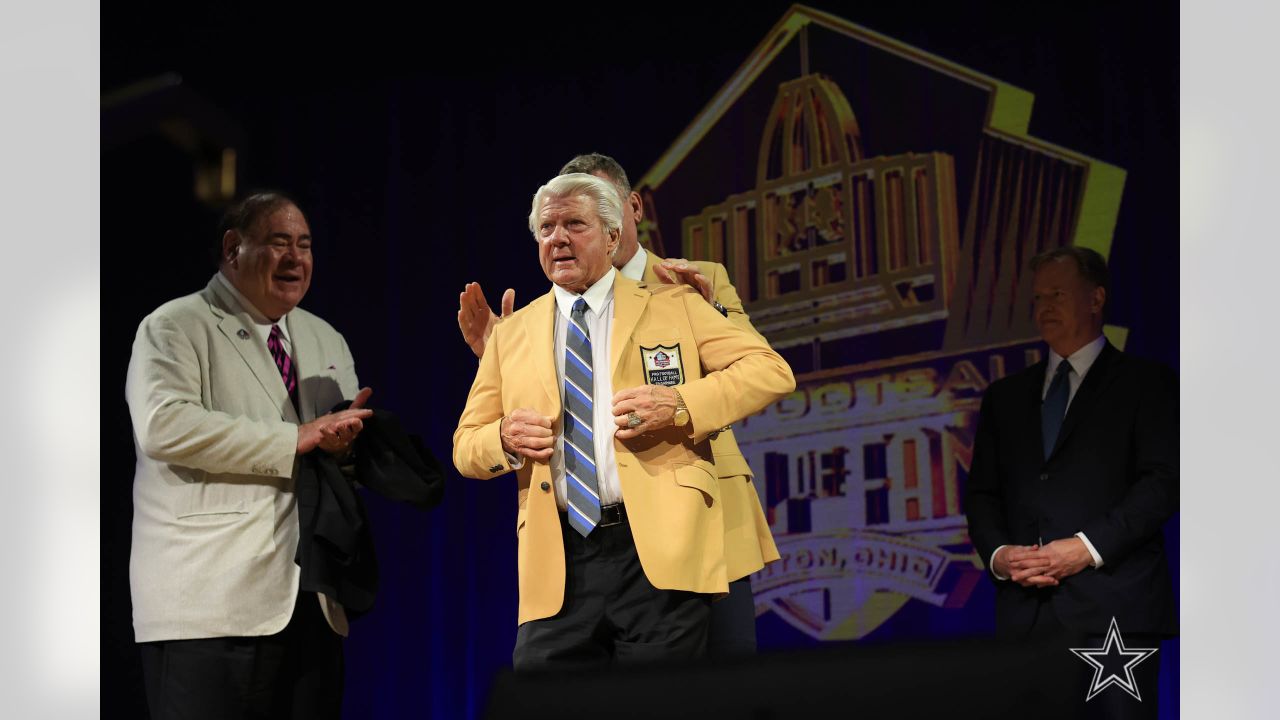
[[1041, 359, 1072, 459], [563, 298, 602, 536]]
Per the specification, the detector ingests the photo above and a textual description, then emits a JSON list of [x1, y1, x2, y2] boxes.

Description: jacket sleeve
[[674, 287, 796, 443], [452, 321, 515, 479], [126, 311, 297, 477], [964, 388, 1011, 567], [1078, 365, 1179, 565], [705, 263, 748, 324]]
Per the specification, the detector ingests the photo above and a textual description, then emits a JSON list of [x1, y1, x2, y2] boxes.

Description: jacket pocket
[[636, 328, 682, 345], [175, 495, 274, 557], [672, 460, 719, 507], [176, 500, 247, 520]]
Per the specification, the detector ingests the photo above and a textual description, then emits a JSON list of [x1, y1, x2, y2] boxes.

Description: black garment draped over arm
[[294, 406, 445, 616]]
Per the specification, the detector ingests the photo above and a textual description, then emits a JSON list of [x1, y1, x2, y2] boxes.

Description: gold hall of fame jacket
[[640, 251, 781, 582], [452, 273, 795, 625]]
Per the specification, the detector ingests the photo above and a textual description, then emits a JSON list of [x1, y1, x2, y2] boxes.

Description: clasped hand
[[993, 537, 1093, 587]]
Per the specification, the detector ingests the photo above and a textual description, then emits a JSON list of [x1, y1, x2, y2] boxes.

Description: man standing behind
[[458, 153, 778, 656], [126, 193, 373, 719], [966, 247, 1177, 716], [454, 173, 794, 669]]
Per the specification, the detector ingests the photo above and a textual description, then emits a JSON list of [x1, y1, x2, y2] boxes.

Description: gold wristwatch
[[673, 389, 690, 427]]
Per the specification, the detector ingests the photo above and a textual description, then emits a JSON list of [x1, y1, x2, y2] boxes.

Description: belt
[[598, 502, 627, 527]]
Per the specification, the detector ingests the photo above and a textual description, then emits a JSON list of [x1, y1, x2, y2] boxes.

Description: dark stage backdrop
[[102, 3, 1177, 718]]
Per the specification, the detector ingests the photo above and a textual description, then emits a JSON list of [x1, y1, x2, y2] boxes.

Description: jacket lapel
[[207, 277, 295, 421], [522, 291, 561, 411], [288, 313, 318, 422], [1028, 357, 1048, 460], [1048, 342, 1120, 459], [610, 274, 650, 384]]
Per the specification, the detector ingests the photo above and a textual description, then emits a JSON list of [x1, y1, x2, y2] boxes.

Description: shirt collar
[[215, 271, 291, 340], [1048, 333, 1106, 378], [553, 268, 616, 318], [618, 246, 648, 281]]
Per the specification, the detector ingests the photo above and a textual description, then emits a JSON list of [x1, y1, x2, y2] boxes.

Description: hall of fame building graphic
[[634, 6, 1129, 640]]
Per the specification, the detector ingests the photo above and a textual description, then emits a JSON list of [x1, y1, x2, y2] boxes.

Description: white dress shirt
[[1041, 334, 1107, 412], [990, 334, 1107, 579], [508, 270, 624, 510], [550, 269, 623, 509], [618, 245, 648, 281], [215, 271, 294, 354]]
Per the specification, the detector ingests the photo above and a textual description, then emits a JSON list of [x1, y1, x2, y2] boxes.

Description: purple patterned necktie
[[267, 324, 298, 406]]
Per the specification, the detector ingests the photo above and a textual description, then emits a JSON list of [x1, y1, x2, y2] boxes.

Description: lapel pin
[[237, 329, 250, 339]]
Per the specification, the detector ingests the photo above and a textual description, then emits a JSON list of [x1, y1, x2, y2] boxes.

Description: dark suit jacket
[[966, 341, 1178, 636]]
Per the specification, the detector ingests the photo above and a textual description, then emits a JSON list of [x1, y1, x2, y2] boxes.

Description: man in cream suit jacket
[[126, 193, 372, 719], [458, 153, 779, 657], [454, 173, 794, 670]]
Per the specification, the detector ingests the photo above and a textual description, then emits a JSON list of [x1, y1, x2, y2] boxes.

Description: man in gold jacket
[[459, 153, 780, 657], [453, 173, 794, 669]]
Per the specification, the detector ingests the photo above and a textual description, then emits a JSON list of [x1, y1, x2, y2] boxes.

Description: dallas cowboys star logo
[[1069, 617, 1159, 702]]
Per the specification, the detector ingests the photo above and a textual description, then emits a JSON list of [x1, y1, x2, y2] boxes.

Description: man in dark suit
[[966, 246, 1177, 716]]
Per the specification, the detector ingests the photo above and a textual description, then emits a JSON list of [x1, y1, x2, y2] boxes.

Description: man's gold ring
[[627, 411, 643, 428]]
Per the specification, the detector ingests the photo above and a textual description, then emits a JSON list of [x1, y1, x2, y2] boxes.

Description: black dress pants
[[707, 577, 757, 658], [512, 511, 711, 671], [139, 592, 343, 720]]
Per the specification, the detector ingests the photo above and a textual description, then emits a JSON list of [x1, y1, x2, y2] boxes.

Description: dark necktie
[[562, 298, 601, 537], [1041, 359, 1073, 459], [267, 324, 299, 410]]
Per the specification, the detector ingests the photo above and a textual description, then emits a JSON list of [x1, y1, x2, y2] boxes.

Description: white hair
[[527, 172, 623, 237]]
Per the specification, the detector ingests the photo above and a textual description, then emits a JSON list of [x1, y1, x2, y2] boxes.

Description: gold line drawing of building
[[635, 5, 1129, 640], [683, 72, 962, 367]]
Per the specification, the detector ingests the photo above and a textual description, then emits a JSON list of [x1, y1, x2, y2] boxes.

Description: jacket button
[[1039, 473, 1048, 481], [540, 481, 550, 492]]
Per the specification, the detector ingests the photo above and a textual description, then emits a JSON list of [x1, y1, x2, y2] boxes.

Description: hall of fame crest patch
[[640, 344, 685, 386]]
